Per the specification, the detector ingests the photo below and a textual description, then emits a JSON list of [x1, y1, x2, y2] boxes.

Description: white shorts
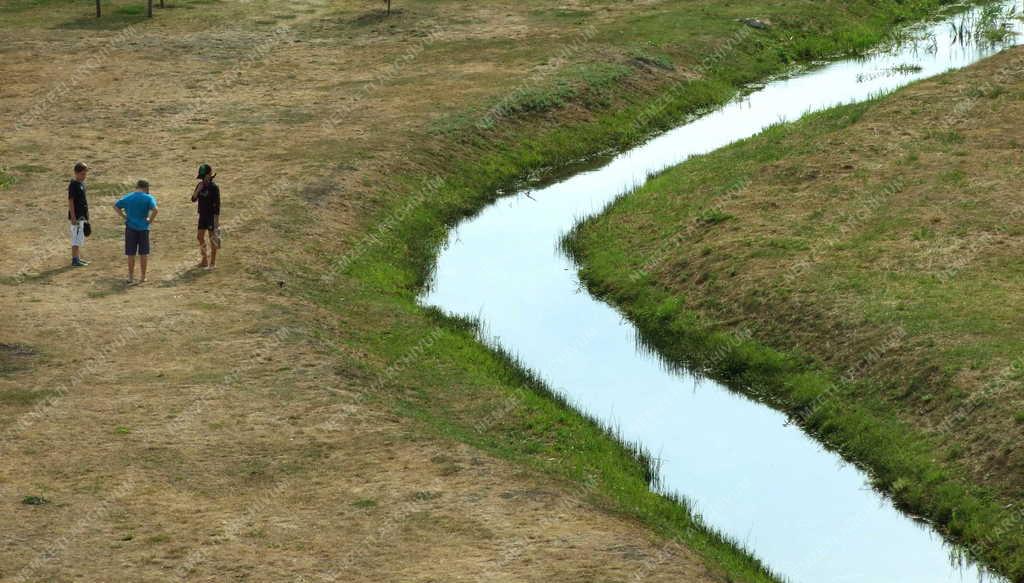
[[70, 221, 86, 247]]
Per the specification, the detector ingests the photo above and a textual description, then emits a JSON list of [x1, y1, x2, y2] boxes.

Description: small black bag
[[83, 221, 91, 237]]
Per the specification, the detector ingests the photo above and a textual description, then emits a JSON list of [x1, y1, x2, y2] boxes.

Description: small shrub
[[696, 208, 735, 226], [939, 169, 966, 185], [925, 129, 965, 145], [628, 48, 674, 70], [891, 476, 912, 495], [911, 227, 934, 241]]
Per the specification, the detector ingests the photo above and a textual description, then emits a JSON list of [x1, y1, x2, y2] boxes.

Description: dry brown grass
[[0, 1, 719, 580]]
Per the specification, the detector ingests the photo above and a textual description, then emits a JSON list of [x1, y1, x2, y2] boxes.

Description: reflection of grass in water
[[945, 3, 1021, 46], [970, 4, 1016, 44], [854, 63, 923, 83], [981, 23, 1015, 43], [891, 63, 923, 74], [889, 2, 1020, 52]]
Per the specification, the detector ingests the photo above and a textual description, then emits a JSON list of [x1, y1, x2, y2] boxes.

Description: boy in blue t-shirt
[[114, 179, 159, 284]]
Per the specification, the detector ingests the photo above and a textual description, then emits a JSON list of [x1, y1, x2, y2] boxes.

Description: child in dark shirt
[[190, 163, 221, 269], [68, 161, 90, 267]]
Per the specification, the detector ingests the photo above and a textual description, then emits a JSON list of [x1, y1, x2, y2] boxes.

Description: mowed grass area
[[567, 48, 1024, 577], [0, 0, 1008, 580]]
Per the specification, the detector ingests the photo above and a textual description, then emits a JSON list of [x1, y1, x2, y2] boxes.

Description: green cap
[[196, 163, 213, 179]]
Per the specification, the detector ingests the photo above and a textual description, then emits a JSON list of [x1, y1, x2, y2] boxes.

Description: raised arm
[[212, 186, 220, 228]]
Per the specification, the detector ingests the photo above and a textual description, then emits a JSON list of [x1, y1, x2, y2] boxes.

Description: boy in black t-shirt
[[190, 163, 221, 269], [68, 161, 90, 267]]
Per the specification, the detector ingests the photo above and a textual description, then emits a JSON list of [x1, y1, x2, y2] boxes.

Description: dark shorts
[[125, 227, 151, 256], [198, 213, 216, 231]]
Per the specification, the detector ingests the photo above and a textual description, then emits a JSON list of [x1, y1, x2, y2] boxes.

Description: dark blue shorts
[[198, 213, 216, 231], [125, 227, 151, 256]]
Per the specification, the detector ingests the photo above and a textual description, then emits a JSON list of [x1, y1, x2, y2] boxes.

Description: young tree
[[386, 0, 391, 15], [147, 0, 153, 17], [96, 0, 101, 17]]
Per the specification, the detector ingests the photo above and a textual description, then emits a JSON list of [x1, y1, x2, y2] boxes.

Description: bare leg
[[209, 234, 218, 269], [197, 229, 208, 267], [140, 255, 148, 282], [127, 256, 136, 282], [72, 245, 80, 260]]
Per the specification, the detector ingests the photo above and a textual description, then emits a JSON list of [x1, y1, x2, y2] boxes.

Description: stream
[[422, 3, 1023, 581]]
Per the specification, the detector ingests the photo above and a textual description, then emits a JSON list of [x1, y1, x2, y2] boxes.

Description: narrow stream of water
[[422, 4, 1022, 582]]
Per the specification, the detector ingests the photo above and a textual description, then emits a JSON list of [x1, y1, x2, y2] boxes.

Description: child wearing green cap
[[190, 163, 221, 269]]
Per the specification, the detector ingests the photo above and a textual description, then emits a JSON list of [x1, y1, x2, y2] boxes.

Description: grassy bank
[[276, 1, 1014, 581], [565, 49, 1024, 578]]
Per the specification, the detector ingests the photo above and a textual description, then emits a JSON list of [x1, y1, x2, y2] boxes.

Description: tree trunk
[[147, 0, 153, 17], [96, 0, 101, 17], [386, 0, 391, 15]]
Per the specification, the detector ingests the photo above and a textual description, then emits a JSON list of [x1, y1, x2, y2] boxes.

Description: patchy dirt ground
[[0, 0, 727, 581]]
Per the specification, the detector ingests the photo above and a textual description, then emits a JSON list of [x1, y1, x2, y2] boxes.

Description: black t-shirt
[[68, 180, 88, 221], [196, 181, 220, 217]]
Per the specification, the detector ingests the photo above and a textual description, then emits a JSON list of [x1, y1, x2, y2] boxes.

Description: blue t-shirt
[[115, 191, 158, 231]]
